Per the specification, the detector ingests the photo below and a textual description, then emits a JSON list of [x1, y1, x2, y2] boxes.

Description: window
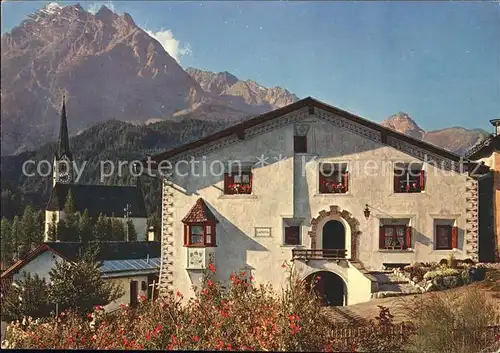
[[224, 169, 252, 194], [435, 224, 458, 250], [319, 163, 348, 194], [294, 135, 307, 153], [284, 226, 300, 246], [379, 224, 412, 250], [394, 163, 425, 193], [184, 223, 217, 247]]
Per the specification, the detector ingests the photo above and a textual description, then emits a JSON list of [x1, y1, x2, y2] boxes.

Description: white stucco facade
[[158, 105, 478, 305], [12, 251, 65, 283]]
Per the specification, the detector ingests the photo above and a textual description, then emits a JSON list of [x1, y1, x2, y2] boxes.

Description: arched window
[[182, 198, 219, 248]]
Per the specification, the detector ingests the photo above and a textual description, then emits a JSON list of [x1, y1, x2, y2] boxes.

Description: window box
[[319, 162, 348, 194], [379, 225, 412, 250], [224, 171, 252, 195], [394, 163, 425, 193]]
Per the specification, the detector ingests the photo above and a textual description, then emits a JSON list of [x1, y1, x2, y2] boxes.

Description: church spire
[[56, 96, 72, 159]]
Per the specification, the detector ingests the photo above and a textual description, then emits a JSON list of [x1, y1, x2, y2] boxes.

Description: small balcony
[[292, 249, 347, 261]]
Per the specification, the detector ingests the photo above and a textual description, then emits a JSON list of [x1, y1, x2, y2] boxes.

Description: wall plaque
[[254, 227, 272, 237]]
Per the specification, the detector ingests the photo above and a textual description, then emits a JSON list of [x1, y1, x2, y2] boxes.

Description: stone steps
[[369, 270, 422, 299]]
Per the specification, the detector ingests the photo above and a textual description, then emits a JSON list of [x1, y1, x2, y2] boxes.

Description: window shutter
[[394, 175, 399, 192], [343, 172, 349, 192], [224, 173, 234, 193], [419, 170, 426, 190], [451, 226, 458, 249], [379, 227, 385, 249], [184, 225, 188, 246], [405, 226, 412, 249]]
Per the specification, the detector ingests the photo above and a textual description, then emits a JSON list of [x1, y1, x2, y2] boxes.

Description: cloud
[[87, 1, 115, 15], [144, 28, 192, 63]]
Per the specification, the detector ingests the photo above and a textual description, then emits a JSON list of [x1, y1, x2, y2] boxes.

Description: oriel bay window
[[319, 162, 348, 194], [184, 223, 217, 247], [379, 221, 412, 250], [224, 164, 252, 195], [394, 162, 425, 193], [182, 198, 219, 247]]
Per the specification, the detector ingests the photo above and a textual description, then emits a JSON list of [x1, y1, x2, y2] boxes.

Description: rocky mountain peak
[[381, 111, 424, 139]]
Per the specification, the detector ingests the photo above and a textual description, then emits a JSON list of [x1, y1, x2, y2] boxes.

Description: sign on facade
[[254, 227, 272, 237]]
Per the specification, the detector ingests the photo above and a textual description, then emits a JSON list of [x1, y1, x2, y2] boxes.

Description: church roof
[[182, 198, 219, 223], [56, 97, 72, 160], [46, 183, 147, 218], [146, 97, 471, 165]]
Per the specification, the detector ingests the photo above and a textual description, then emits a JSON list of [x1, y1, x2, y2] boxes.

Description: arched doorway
[[322, 220, 345, 250], [305, 271, 346, 306]]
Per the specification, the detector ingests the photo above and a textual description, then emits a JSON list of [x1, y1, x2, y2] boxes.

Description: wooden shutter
[[394, 175, 399, 192], [451, 226, 458, 249], [419, 170, 426, 191], [405, 226, 412, 249], [224, 173, 234, 194], [184, 224, 188, 246], [379, 226, 385, 249], [343, 172, 349, 192]]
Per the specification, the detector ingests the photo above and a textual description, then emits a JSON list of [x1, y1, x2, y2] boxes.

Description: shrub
[[1, 273, 53, 322], [405, 286, 499, 353], [423, 267, 460, 281], [3, 263, 411, 351]]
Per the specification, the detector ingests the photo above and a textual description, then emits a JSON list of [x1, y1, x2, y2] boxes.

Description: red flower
[[192, 335, 200, 342], [281, 263, 287, 269], [208, 263, 216, 273], [176, 290, 183, 297]]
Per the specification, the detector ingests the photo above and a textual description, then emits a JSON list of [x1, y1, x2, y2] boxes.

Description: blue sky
[[2, 1, 499, 132]]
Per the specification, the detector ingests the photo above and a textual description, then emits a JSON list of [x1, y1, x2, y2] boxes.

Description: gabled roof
[[182, 198, 219, 223], [1, 244, 72, 279], [466, 135, 500, 160], [0, 241, 161, 279], [147, 97, 470, 164], [46, 183, 147, 218]]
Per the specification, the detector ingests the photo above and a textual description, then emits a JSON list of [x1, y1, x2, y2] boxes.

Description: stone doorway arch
[[308, 205, 361, 260]]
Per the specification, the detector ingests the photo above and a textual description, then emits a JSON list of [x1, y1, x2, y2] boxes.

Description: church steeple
[[56, 96, 72, 160], [53, 96, 74, 187]]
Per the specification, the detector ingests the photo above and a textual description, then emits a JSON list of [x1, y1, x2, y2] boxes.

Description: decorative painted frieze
[[314, 108, 382, 143], [159, 177, 175, 296], [465, 177, 479, 261]]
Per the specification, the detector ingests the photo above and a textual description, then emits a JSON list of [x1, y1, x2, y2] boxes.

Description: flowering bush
[[423, 267, 460, 281], [3, 264, 414, 351], [226, 183, 252, 194]]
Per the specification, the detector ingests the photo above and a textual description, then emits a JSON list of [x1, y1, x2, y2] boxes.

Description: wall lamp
[[364, 204, 371, 219]]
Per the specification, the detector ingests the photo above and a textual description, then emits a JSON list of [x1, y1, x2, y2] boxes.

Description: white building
[[147, 97, 488, 306], [0, 239, 160, 312]]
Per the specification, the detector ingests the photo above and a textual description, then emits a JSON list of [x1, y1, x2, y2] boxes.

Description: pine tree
[[0, 273, 53, 321], [126, 219, 138, 241], [111, 218, 126, 241], [93, 214, 108, 242], [62, 191, 80, 241], [10, 216, 20, 261], [1, 218, 13, 267], [48, 247, 123, 316], [78, 209, 93, 243], [47, 212, 58, 242]]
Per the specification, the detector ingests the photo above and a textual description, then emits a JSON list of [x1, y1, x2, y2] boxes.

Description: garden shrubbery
[[2, 263, 498, 352]]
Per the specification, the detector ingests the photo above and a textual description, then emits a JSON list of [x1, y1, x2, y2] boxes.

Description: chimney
[[491, 119, 500, 136], [147, 226, 156, 242]]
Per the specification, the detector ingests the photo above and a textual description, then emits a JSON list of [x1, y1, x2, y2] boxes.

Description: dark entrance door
[[322, 220, 345, 250], [307, 271, 345, 306], [130, 281, 138, 308]]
